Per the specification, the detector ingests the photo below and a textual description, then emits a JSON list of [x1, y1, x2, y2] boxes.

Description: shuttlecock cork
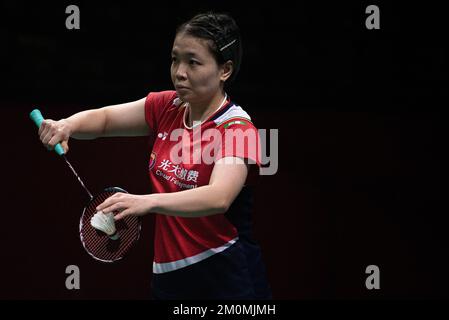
[[91, 211, 119, 240]]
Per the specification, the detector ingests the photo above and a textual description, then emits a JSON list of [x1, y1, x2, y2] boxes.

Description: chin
[[176, 89, 188, 99], [176, 90, 195, 104]]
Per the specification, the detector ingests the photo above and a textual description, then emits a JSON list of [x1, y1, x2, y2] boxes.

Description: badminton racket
[[30, 109, 141, 262]]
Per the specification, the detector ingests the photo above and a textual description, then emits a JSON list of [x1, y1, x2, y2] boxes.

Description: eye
[[189, 59, 200, 66], [171, 56, 178, 63]]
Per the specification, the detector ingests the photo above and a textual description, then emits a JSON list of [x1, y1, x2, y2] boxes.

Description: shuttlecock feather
[[90, 211, 119, 240]]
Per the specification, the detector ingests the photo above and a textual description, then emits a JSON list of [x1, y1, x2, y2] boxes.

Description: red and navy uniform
[[145, 90, 271, 299]]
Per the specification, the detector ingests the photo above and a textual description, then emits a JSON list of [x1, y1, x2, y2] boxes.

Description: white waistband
[[153, 237, 238, 274]]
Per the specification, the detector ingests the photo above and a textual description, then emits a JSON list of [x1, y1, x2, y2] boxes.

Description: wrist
[[62, 118, 75, 137], [147, 193, 160, 213]]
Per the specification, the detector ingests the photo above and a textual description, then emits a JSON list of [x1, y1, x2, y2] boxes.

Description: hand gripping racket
[[30, 109, 141, 262]]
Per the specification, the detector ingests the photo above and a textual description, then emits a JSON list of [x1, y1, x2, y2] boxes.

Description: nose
[[174, 63, 187, 81]]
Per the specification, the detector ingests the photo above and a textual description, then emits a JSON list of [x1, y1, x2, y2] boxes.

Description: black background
[[1, 1, 448, 300]]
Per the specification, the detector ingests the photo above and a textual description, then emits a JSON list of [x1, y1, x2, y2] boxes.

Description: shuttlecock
[[90, 211, 119, 240]]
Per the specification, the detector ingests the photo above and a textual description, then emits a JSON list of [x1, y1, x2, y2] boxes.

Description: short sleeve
[[215, 119, 262, 185], [144, 90, 177, 133]]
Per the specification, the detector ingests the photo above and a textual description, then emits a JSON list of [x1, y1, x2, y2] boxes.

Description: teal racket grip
[[30, 109, 65, 156]]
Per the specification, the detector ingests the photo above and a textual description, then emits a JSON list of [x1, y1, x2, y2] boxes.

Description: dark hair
[[176, 12, 242, 83]]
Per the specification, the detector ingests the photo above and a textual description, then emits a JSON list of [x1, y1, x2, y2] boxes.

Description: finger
[[39, 119, 54, 139], [48, 135, 64, 149], [102, 202, 125, 214], [96, 193, 124, 211], [38, 119, 49, 136], [114, 209, 132, 221], [96, 196, 115, 211], [61, 141, 69, 153], [42, 129, 54, 146], [39, 121, 49, 141]]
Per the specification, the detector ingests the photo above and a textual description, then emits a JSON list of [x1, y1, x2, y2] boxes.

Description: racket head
[[79, 187, 141, 263]]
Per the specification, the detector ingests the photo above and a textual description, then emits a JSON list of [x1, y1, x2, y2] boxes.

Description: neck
[[188, 92, 227, 125]]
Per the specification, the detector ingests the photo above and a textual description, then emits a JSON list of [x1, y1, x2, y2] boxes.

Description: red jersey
[[144, 90, 261, 274]]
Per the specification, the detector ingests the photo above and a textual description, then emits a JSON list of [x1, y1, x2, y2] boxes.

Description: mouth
[[175, 85, 190, 90]]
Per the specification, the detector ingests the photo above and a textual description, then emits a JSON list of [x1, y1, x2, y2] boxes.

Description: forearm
[[64, 108, 107, 140], [150, 185, 228, 217]]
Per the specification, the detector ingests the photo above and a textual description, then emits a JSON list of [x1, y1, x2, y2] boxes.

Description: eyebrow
[[171, 50, 199, 58]]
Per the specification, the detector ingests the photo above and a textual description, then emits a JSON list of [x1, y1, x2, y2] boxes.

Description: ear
[[220, 61, 234, 82]]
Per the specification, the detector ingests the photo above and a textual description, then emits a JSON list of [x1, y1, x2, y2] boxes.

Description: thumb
[[61, 140, 69, 154], [114, 209, 130, 221]]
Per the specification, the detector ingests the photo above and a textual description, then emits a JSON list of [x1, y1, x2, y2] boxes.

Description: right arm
[[38, 97, 149, 152]]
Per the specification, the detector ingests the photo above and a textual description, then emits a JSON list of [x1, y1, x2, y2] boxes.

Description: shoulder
[[145, 90, 186, 118], [213, 102, 256, 130], [144, 90, 183, 129], [145, 90, 178, 110]]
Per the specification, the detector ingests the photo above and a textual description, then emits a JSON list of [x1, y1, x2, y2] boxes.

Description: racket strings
[[80, 190, 140, 262]]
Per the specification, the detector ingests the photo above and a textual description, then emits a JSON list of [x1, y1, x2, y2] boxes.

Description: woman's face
[[171, 32, 225, 104]]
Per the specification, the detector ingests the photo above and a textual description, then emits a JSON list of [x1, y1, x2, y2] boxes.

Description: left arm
[[96, 157, 249, 219]]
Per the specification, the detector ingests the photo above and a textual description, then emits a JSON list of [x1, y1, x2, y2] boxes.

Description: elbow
[[208, 186, 234, 214], [215, 197, 231, 214]]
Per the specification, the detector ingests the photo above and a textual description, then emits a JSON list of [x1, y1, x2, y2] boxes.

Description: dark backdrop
[[1, 1, 448, 299]]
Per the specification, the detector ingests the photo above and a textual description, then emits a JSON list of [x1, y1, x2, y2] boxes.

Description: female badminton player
[[38, 12, 272, 300]]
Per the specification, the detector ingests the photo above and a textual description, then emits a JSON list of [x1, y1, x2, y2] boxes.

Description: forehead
[[172, 32, 213, 57]]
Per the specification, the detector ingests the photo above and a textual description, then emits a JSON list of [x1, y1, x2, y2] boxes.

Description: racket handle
[[30, 109, 65, 156]]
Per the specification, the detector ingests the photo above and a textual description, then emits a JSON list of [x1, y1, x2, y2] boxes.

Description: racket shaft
[[63, 155, 93, 199]]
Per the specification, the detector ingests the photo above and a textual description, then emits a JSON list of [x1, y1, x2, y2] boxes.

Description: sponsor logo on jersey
[[149, 151, 157, 170], [157, 131, 168, 140], [156, 159, 198, 189]]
